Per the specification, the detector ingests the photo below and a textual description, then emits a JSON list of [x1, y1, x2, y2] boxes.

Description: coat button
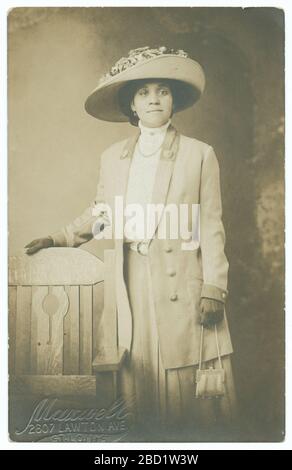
[[167, 268, 176, 277], [170, 294, 178, 301], [165, 246, 172, 253], [222, 292, 227, 299]]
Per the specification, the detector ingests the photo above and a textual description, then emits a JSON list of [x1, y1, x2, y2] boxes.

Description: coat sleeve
[[49, 153, 109, 248], [199, 145, 229, 304]]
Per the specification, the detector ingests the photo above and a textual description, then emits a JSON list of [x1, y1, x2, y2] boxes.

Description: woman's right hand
[[24, 237, 54, 255]]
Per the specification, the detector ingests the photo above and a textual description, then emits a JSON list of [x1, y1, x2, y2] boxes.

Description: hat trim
[[94, 54, 204, 92]]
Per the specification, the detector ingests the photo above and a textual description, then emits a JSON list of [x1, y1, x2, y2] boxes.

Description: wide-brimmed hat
[[85, 46, 206, 122]]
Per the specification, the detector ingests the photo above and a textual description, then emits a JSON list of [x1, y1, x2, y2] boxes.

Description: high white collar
[[138, 119, 171, 137]]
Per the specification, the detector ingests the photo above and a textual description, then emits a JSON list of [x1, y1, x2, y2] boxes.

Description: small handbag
[[195, 324, 225, 399]]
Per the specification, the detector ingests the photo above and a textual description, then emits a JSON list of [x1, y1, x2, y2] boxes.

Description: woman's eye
[[137, 88, 170, 97]]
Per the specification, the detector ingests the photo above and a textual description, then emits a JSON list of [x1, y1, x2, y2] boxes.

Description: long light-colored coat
[[51, 124, 233, 370]]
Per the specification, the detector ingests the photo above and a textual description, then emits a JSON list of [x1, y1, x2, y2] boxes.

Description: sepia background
[[8, 7, 284, 441]]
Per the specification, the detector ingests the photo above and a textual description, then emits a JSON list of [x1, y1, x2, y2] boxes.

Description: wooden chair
[[8, 248, 127, 400]]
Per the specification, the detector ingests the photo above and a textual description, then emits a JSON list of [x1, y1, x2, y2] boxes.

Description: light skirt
[[119, 245, 238, 438]]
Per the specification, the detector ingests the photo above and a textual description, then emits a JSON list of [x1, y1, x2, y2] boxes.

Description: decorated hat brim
[[84, 55, 206, 122]]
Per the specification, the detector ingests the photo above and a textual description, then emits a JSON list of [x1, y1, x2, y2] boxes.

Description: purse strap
[[198, 324, 222, 370]]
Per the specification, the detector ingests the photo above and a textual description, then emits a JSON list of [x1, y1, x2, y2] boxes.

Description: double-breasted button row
[[166, 268, 176, 277], [165, 245, 176, 300], [170, 294, 178, 301]]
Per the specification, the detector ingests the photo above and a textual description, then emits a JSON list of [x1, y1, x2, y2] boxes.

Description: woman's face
[[130, 81, 174, 128]]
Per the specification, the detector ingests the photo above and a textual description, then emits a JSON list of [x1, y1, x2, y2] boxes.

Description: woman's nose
[[148, 92, 160, 104]]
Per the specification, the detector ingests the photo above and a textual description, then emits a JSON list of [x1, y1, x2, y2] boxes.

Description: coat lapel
[[116, 130, 140, 200], [110, 130, 140, 236], [147, 124, 180, 244]]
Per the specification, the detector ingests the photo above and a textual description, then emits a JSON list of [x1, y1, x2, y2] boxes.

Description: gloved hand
[[24, 237, 54, 255], [199, 298, 224, 328]]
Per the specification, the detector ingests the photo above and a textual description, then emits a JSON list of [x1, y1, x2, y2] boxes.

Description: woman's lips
[[147, 109, 163, 113]]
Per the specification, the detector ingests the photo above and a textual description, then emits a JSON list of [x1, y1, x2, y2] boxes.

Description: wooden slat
[[45, 286, 69, 374], [10, 375, 96, 396], [8, 286, 17, 374], [30, 286, 48, 374], [9, 248, 104, 286], [63, 286, 80, 375], [33, 286, 69, 374], [33, 286, 50, 374], [79, 286, 93, 375], [15, 286, 32, 374], [92, 282, 104, 359]]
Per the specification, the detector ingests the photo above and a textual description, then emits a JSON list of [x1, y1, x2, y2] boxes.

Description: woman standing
[[25, 46, 237, 439]]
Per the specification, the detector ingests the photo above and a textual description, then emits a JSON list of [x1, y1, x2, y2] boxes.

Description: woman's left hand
[[199, 298, 224, 328]]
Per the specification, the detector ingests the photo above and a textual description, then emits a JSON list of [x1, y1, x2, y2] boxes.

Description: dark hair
[[118, 79, 196, 126]]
